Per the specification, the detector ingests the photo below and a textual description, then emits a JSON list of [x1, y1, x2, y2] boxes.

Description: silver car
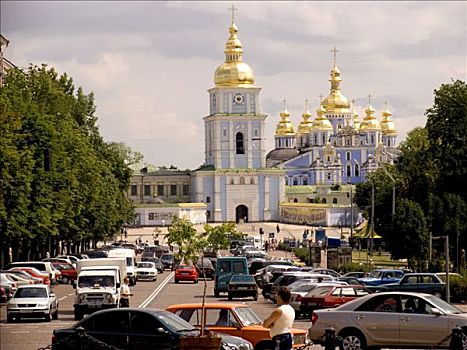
[[309, 291, 467, 349], [7, 284, 59, 322]]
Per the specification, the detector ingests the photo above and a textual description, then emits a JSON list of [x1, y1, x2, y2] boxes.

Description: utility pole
[[349, 181, 354, 242], [370, 182, 375, 255]]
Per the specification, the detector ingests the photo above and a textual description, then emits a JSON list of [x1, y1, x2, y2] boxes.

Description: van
[[107, 248, 137, 286], [214, 257, 248, 297]]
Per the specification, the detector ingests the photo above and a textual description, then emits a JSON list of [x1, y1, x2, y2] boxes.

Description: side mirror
[[156, 327, 169, 334], [431, 308, 443, 316], [50, 293, 56, 298]]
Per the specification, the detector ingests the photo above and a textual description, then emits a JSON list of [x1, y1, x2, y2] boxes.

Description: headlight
[[239, 343, 253, 350], [79, 294, 85, 301], [106, 294, 112, 300], [7, 303, 17, 309], [36, 303, 48, 308]]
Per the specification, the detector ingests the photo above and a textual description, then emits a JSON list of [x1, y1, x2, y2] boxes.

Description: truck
[[108, 248, 137, 286], [73, 258, 126, 320], [380, 273, 445, 298]]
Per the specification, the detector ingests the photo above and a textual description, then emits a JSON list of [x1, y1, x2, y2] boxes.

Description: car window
[[233, 261, 244, 273], [235, 307, 262, 326], [86, 311, 129, 332], [175, 309, 200, 326], [331, 288, 341, 296], [219, 261, 231, 273], [231, 275, 255, 283], [406, 276, 417, 283], [155, 311, 197, 332], [307, 286, 332, 297], [130, 311, 162, 333], [357, 295, 399, 313], [355, 288, 370, 296], [341, 288, 356, 297], [15, 287, 48, 298], [206, 309, 235, 327]]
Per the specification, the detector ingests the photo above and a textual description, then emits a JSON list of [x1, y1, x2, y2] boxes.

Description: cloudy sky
[[2, 1, 466, 169]]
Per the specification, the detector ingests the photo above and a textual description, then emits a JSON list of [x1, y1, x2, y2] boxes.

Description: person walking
[[119, 277, 133, 307], [263, 287, 295, 350]]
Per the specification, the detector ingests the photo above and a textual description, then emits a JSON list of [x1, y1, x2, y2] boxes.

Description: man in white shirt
[[263, 287, 294, 350], [120, 277, 133, 307]]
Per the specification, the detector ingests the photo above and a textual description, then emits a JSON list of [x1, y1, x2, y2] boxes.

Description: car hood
[[136, 268, 156, 273], [10, 297, 50, 304]]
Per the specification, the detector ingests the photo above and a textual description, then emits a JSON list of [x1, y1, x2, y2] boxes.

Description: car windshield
[[235, 307, 262, 326], [15, 287, 47, 298], [161, 255, 174, 262], [197, 260, 213, 268], [78, 276, 114, 287], [306, 286, 332, 297], [178, 265, 193, 270], [369, 271, 383, 278], [425, 295, 464, 314], [230, 275, 255, 283], [156, 311, 198, 332], [294, 284, 317, 293], [137, 263, 154, 269]]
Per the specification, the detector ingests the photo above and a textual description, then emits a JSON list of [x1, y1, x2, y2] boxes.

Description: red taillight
[[311, 312, 319, 325], [52, 335, 56, 344], [295, 295, 302, 302]]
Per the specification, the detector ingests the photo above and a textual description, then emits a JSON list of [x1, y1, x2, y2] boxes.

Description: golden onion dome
[[351, 100, 360, 130], [380, 103, 397, 135], [214, 22, 255, 87], [313, 105, 333, 131], [321, 65, 350, 113], [297, 100, 313, 134], [276, 108, 296, 136], [360, 103, 381, 131]]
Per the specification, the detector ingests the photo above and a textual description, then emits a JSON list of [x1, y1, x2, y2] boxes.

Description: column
[[229, 120, 235, 168], [247, 121, 252, 168], [213, 175, 222, 221]]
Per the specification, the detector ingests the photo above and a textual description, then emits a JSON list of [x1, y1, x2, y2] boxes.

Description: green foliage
[[294, 247, 308, 262], [0, 65, 135, 263], [203, 222, 240, 251], [449, 274, 467, 303]]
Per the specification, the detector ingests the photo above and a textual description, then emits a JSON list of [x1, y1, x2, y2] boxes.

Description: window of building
[[303, 177, 308, 185], [293, 178, 298, 186], [206, 210, 210, 220], [293, 198, 298, 203], [327, 156, 331, 162], [355, 164, 360, 177], [157, 185, 164, 196], [230, 178, 234, 185], [322, 135, 326, 144], [130, 185, 137, 196], [144, 184, 151, 196], [170, 185, 177, 196], [254, 129, 258, 137], [182, 185, 189, 196], [346, 152, 351, 161], [327, 173, 331, 180], [223, 128, 227, 137], [322, 198, 327, 204], [387, 139, 391, 147], [206, 196, 210, 203], [250, 177, 254, 184], [371, 134, 374, 144], [285, 178, 289, 185], [239, 177, 245, 185], [333, 198, 338, 204], [347, 165, 351, 177], [236, 132, 245, 154]]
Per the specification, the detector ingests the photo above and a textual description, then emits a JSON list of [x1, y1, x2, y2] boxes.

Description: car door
[[352, 294, 401, 346], [85, 310, 130, 349], [399, 296, 449, 346], [205, 308, 243, 338], [128, 311, 175, 350]]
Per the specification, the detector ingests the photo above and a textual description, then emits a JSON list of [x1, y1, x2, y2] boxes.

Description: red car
[[52, 262, 78, 284], [175, 264, 199, 284], [300, 284, 371, 317], [9, 267, 50, 285]]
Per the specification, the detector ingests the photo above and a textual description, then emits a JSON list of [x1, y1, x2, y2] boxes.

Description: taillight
[[52, 334, 56, 344], [311, 312, 319, 325]]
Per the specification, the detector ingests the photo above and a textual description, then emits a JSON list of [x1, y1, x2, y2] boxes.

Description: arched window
[[370, 134, 374, 144], [293, 178, 298, 186], [347, 165, 351, 177], [303, 177, 308, 185], [387, 139, 391, 147], [239, 177, 245, 185], [322, 198, 327, 204], [355, 164, 360, 177], [346, 152, 351, 161], [250, 177, 254, 184], [230, 178, 234, 185], [333, 198, 338, 204], [293, 198, 298, 203], [236, 132, 245, 154]]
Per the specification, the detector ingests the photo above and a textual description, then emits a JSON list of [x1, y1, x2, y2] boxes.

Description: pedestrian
[[276, 224, 280, 233], [119, 277, 133, 307], [265, 241, 269, 252], [263, 287, 295, 350]]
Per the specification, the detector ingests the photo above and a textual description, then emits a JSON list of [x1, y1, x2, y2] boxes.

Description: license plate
[[21, 309, 31, 313], [182, 272, 189, 275], [238, 287, 249, 290]]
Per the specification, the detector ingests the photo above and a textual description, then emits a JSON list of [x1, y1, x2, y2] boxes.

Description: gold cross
[[282, 98, 287, 110], [319, 94, 323, 102], [230, 3, 237, 24], [304, 98, 309, 111], [384, 100, 388, 109], [368, 93, 372, 105], [331, 46, 340, 65]]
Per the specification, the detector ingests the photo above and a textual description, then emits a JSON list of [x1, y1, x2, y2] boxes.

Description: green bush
[[294, 247, 308, 262], [338, 262, 372, 274], [450, 274, 467, 303]]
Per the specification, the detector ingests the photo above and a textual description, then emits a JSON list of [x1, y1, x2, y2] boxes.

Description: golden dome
[[352, 100, 360, 130], [321, 65, 350, 113], [297, 100, 313, 134], [313, 105, 333, 131], [360, 103, 381, 131], [214, 22, 255, 87], [276, 108, 296, 136], [381, 103, 397, 135]]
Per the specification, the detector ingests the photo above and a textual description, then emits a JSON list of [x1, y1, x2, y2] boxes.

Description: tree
[[204, 222, 243, 252]]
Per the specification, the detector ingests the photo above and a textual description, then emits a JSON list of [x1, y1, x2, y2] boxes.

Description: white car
[[7, 284, 59, 322], [136, 262, 158, 281]]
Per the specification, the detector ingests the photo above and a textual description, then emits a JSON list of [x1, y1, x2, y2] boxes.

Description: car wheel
[[52, 309, 59, 320], [74, 311, 83, 321], [340, 330, 366, 350], [214, 290, 220, 297], [61, 277, 69, 284], [7, 314, 14, 323], [253, 295, 258, 301], [175, 279, 179, 284], [45, 311, 51, 322]]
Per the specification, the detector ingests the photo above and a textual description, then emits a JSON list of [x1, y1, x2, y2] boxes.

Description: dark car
[[160, 254, 176, 271], [52, 308, 252, 350], [228, 274, 258, 301], [195, 259, 215, 280]]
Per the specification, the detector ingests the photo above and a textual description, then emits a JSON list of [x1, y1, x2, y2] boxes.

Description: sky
[[2, 1, 466, 169]]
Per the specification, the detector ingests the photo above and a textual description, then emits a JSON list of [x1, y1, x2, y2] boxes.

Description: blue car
[[359, 269, 404, 286]]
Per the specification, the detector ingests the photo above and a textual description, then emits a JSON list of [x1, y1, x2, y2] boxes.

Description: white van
[[107, 248, 137, 286]]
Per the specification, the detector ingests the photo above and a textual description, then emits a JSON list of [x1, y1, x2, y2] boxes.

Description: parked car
[[174, 265, 198, 284], [300, 284, 371, 317], [358, 269, 404, 286], [1, 273, 17, 301], [140, 257, 164, 274], [43, 257, 74, 265], [52, 308, 253, 350], [289, 283, 321, 316], [82, 250, 108, 259], [215, 257, 248, 297], [167, 303, 310, 350], [0, 287, 8, 303], [195, 259, 215, 280], [136, 262, 158, 281], [8, 267, 50, 285], [4, 261, 58, 284], [160, 253, 176, 270], [381, 273, 445, 298], [308, 291, 467, 349], [7, 284, 58, 322], [52, 262, 78, 284], [342, 271, 368, 279], [228, 274, 258, 301], [1, 270, 42, 284], [311, 268, 341, 278], [3, 272, 35, 287]]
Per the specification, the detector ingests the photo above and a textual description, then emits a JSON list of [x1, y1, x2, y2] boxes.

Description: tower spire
[[230, 3, 237, 24], [282, 98, 287, 111], [331, 46, 340, 66]]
